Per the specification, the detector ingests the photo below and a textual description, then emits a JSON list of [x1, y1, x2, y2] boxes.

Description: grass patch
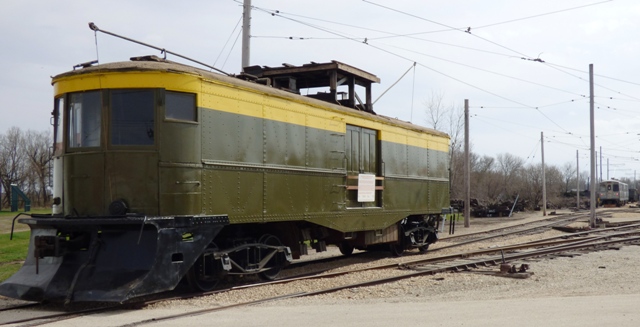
[[0, 231, 30, 282], [0, 208, 51, 217], [0, 209, 49, 235], [0, 262, 23, 282]]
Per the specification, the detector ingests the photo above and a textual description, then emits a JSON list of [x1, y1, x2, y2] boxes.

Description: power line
[[253, 2, 574, 134], [472, 0, 614, 30], [214, 15, 243, 67], [253, 2, 640, 110], [377, 41, 585, 97]]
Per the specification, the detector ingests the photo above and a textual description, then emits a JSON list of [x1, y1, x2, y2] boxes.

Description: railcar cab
[[51, 86, 200, 217], [0, 63, 228, 303]]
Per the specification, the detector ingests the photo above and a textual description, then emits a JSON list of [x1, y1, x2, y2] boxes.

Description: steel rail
[[439, 213, 585, 242], [115, 234, 640, 326], [5, 218, 639, 326], [0, 302, 39, 312], [442, 208, 638, 242], [0, 305, 118, 326]]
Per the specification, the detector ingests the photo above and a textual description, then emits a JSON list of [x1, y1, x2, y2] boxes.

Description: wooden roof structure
[[243, 60, 380, 113]]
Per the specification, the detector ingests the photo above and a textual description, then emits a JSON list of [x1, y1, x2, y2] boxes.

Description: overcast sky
[[1, 0, 639, 180]]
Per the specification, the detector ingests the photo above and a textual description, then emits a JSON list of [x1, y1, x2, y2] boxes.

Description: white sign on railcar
[[357, 173, 376, 202]]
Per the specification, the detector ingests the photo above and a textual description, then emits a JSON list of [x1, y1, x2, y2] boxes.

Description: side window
[[68, 91, 101, 148], [111, 90, 155, 146], [166, 91, 196, 122], [54, 97, 65, 155], [346, 125, 378, 174]]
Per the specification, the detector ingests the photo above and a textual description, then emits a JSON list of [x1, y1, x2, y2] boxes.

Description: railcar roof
[[53, 56, 449, 139]]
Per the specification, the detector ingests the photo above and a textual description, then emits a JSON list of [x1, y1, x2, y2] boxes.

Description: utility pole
[[241, 0, 252, 70], [464, 99, 470, 228], [577, 150, 580, 210], [541, 132, 546, 216], [589, 64, 596, 228]]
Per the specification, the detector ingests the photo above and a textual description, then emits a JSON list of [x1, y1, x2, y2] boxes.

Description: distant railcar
[[0, 57, 450, 303], [629, 188, 638, 203], [598, 180, 628, 207]]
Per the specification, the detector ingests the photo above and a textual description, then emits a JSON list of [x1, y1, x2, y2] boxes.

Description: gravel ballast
[[4, 209, 640, 326]]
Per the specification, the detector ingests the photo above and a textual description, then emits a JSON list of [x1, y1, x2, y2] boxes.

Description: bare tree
[[561, 162, 576, 193], [0, 127, 28, 208], [24, 130, 53, 206], [0, 127, 53, 209], [545, 165, 565, 208], [424, 90, 464, 199], [521, 163, 544, 209], [469, 154, 499, 202], [496, 153, 524, 201]]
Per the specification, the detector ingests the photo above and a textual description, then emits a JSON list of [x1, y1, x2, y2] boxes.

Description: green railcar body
[[54, 60, 449, 228], [0, 58, 450, 303]]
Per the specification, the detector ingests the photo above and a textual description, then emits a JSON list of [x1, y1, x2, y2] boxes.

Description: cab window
[[111, 90, 155, 146], [54, 97, 65, 155], [166, 91, 196, 122], [68, 91, 101, 148]]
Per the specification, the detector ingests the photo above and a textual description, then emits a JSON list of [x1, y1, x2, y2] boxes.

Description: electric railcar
[[598, 180, 628, 207], [0, 57, 450, 303]]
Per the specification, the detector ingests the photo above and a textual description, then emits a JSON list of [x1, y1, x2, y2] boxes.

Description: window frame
[[108, 88, 158, 149], [164, 90, 198, 124], [66, 90, 103, 152]]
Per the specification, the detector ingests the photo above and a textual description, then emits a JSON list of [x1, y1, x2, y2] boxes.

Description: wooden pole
[[541, 131, 546, 216], [589, 64, 597, 228], [577, 150, 580, 210], [464, 99, 470, 228]]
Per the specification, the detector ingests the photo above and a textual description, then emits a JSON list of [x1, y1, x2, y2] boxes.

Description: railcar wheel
[[339, 242, 355, 256], [390, 223, 406, 257], [418, 244, 429, 253], [186, 243, 222, 292], [258, 234, 284, 281], [389, 242, 405, 257]]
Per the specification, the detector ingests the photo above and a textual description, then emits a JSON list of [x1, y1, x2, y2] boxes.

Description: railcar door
[[105, 89, 159, 215], [64, 91, 105, 216], [345, 125, 380, 208], [157, 90, 202, 215]]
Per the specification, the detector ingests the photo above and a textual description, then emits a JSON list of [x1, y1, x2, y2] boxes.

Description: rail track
[[4, 209, 640, 326], [112, 226, 640, 326]]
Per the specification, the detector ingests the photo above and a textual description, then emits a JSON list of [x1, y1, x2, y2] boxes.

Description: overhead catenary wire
[[362, 0, 534, 59], [221, 23, 243, 70], [247, 2, 640, 167], [373, 62, 416, 105], [256, 4, 640, 109], [214, 15, 243, 67], [471, 0, 614, 30], [377, 41, 586, 98], [250, 3, 610, 137]]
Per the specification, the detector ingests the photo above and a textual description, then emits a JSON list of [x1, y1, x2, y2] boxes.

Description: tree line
[[425, 91, 622, 211]]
